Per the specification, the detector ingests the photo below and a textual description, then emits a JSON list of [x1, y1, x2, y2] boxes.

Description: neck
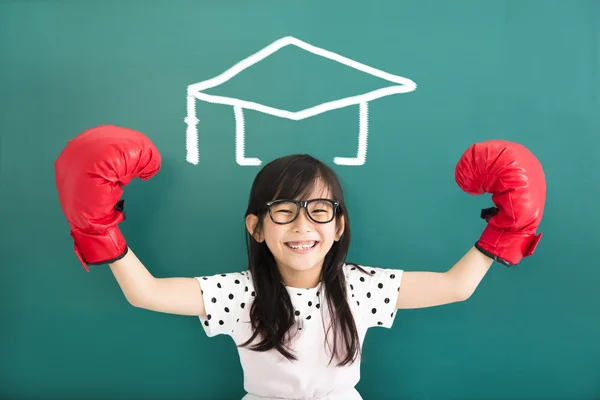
[[279, 264, 322, 289]]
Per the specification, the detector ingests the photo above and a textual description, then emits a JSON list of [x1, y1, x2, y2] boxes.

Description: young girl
[[54, 125, 546, 400]]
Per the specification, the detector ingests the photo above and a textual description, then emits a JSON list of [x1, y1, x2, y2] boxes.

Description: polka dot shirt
[[195, 263, 403, 399]]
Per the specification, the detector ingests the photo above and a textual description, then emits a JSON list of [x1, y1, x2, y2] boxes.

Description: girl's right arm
[[109, 247, 207, 317]]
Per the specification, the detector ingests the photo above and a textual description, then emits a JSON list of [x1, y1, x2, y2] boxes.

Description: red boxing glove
[[455, 140, 546, 267], [54, 125, 161, 271]]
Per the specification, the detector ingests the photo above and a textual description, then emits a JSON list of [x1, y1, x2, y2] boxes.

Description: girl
[[54, 125, 545, 400]]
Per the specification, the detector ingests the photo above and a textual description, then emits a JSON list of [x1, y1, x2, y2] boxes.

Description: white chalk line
[[185, 36, 417, 166], [191, 85, 412, 121]]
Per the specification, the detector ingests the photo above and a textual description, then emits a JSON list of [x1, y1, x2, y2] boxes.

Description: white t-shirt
[[195, 263, 403, 400]]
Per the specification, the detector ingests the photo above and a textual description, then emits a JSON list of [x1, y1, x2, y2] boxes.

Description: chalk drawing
[[185, 36, 417, 166]]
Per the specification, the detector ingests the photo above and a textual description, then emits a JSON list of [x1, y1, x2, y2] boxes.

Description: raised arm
[[109, 247, 206, 316], [397, 140, 545, 310], [54, 125, 206, 316]]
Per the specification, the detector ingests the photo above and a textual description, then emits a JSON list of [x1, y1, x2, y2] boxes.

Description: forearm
[[108, 248, 206, 316], [446, 246, 494, 300], [109, 248, 156, 307]]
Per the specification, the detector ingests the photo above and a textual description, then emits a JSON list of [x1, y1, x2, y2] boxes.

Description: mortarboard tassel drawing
[[185, 36, 417, 167]]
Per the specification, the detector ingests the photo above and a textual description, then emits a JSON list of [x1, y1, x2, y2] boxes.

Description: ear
[[245, 214, 264, 242], [334, 216, 345, 241]]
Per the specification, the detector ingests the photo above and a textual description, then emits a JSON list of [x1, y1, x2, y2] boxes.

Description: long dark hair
[[239, 154, 363, 366]]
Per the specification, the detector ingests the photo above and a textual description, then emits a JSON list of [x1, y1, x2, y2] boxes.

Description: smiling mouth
[[285, 241, 318, 250]]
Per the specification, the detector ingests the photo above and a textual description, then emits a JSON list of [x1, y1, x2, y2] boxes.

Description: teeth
[[286, 241, 316, 249]]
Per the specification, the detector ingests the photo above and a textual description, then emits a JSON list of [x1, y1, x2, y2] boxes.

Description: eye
[[309, 201, 333, 213], [271, 202, 296, 214]]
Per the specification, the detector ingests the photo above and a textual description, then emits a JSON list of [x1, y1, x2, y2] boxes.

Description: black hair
[[239, 154, 365, 366]]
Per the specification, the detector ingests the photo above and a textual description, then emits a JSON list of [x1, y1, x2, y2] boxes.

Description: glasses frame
[[264, 198, 340, 225]]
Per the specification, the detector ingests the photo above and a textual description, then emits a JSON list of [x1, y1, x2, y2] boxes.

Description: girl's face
[[246, 181, 345, 287]]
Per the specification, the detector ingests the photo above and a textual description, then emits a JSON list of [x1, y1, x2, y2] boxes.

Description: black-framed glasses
[[265, 198, 340, 225]]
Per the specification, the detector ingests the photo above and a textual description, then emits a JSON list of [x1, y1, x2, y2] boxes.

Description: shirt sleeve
[[194, 270, 254, 337], [344, 263, 403, 329]]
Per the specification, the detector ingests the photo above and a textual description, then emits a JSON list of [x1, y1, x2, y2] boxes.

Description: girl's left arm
[[396, 246, 493, 309]]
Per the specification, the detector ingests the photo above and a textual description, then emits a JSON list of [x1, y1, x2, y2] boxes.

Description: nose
[[291, 207, 313, 231]]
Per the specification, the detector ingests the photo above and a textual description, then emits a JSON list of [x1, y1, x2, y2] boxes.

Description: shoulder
[[195, 270, 255, 305], [194, 270, 255, 337], [343, 262, 403, 288], [196, 270, 254, 291], [343, 262, 404, 329]]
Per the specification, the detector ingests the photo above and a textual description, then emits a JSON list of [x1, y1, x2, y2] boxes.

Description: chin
[[287, 261, 322, 272], [278, 253, 328, 273]]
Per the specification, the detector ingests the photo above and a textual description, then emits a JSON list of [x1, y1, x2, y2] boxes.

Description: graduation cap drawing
[[185, 36, 417, 167]]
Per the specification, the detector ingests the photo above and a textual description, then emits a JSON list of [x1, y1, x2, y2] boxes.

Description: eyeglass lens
[[270, 200, 335, 223]]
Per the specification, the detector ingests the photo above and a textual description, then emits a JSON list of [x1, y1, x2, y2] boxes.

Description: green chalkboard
[[1, 0, 599, 399]]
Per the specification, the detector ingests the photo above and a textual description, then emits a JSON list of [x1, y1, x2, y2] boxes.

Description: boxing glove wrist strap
[[70, 226, 128, 271], [476, 224, 542, 267]]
